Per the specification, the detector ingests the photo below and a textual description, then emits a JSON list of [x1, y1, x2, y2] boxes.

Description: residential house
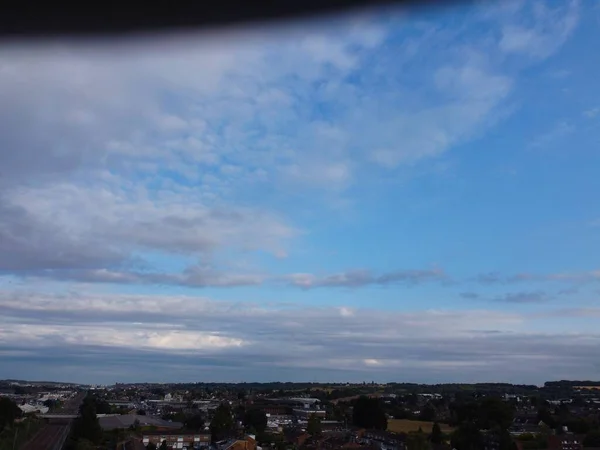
[[141, 430, 211, 449], [356, 429, 406, 450], [217, 435, 257, 450], [548, 435, 584, 450]]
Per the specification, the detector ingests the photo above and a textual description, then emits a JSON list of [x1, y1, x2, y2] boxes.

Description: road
[[20, 390, 87, 450], [61, 391, 87, 415]]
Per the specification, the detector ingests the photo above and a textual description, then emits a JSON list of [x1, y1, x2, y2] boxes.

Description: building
[[293, 408, 327, 418], [262, 404, 290, 415], [356, 429, 406, 450], [288, 398, 321, 408], [18, 403, 49, 414], [321, 420, 344, 431], [284, 428, 310, 447], [142, 431, 211, 449], [548, 435, 584, 450], [217, 435, 257, 450], [116, 438, 146, 450]]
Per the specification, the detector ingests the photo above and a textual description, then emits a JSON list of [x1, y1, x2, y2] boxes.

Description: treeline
[[0, 397, 21, 432], [0, 397, 43, 450], [545, 381, 600, 388]]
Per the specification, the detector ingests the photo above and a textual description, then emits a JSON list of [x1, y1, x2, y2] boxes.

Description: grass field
[[387, 419, 455, 434]]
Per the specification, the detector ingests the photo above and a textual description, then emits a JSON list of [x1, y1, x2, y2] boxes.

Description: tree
[[430, 422, 443, 445], [584, 431, 600, 448], [159, 440, 168, 450], [564, 418, 589, 434], [497, 429, 515, 450], [13, 386, 29, 395], [352, 396, 387, 430], [43, 399, 60, 411], [72, 397, 102, 444], [75, 439, 96, 450], [307, 414, 322, 437], [137, 409, 147, 416], [210, 403, 234, 442], [243, 408, 267, 434], [537, 408, 557, 429], [0, 397, 22, 432], [151, 388, 166, 397], [185, 413, 205, 431], [130, 418, 141, 432], [146, 443, 157, 450], [407, 393, 418, 407], [419, 405, 436, 422], [407, 428, 431, 450], [477, 397, 514, 430], [451, 422, 483, 450], [94, 398, 112, 415]]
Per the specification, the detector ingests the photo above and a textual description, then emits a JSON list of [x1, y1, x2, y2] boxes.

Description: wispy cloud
[[18, 266, 446, 289], [460, 290, 548, 304], [529, 120, 575, 149], [498, 0, 580, 59], [284, 268, 446, 289], [493, 291, 547, 303], [474, 272, 504, 284], [27, 267, 265, 288], [474, 270, 600, 285], [584, 107, 600, 119]]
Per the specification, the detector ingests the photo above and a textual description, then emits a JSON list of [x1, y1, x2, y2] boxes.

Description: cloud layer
[[2, 290, 599, 384], [0, 0, 596, 384], [1, 1, 580, 280]]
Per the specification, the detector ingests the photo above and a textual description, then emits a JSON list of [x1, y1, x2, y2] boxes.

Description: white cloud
[[529, 120, 575, 149], [479, 270, 600, 284], [2, 288, 600, 383], [0, 183, 295, 270], [284, 268, 445, 288], [0, 323, 244, 352], [584, 107, 600, 118], [364, 359, 381, 366], [498, 0, 580, 59], [339, 307, 355, 317]]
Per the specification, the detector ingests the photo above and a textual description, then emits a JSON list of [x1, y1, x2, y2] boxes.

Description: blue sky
[[1, 0, 600, 385]]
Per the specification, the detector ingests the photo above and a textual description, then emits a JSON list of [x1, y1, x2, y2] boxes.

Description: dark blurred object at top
[[1, 0, 446, 39]]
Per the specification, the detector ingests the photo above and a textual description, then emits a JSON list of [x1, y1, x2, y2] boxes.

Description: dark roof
[[363, 429, 406, 442]]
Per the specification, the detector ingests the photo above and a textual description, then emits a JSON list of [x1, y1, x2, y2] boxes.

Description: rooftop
[[99, 414, 183, 431]]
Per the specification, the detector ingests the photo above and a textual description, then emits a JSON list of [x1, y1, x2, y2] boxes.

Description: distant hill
[[0, 379, 86, 387]]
